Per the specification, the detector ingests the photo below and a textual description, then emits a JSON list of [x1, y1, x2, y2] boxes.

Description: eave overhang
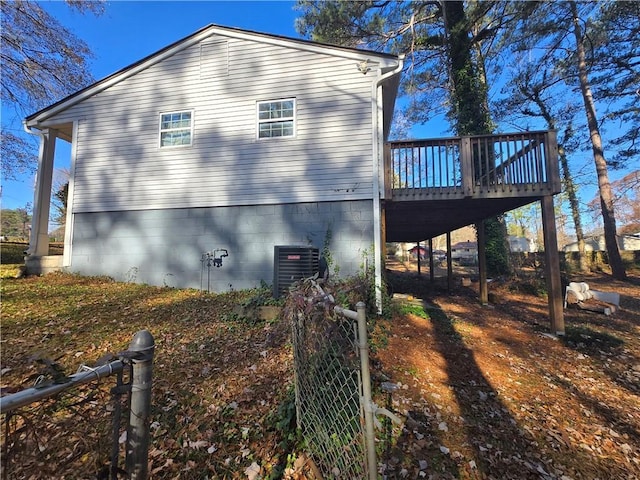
[[25, 24, 401, 129]]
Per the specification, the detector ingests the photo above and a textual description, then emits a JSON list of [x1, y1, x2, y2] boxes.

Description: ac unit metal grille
[[273, 246, 320, 298]]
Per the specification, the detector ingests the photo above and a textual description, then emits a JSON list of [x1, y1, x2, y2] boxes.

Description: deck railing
[[386, 130, 559, 200]]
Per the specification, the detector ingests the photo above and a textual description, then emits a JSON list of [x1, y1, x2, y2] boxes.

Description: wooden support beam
[[446, 232, 453, 292], [541, 195, 565, 335], [416, 242, 421, 275], [476, 221, 488, 305], [428, 238, 435, 282]]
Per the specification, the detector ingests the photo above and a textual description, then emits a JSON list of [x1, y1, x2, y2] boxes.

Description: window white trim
[[159, 110, 194, 147], [256, 98, 295, 139]]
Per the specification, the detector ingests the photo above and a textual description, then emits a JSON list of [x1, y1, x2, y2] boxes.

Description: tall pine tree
[[504, 0, 628, 279]]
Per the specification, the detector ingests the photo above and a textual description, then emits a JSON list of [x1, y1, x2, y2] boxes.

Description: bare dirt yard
[[1, 251, 639, 479]]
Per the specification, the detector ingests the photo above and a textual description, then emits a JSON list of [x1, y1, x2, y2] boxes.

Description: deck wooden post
[[383, 143, 393, 199], [446, 232, 453, 292], [429, 238, 435, 282], [476, 221, 488, 305], [416, 242, 421, 275], [461, 137, 473, 197], [541, 195, 565, 335]]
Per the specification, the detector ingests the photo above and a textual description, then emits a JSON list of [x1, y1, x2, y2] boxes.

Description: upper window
[[257, 99, 295, 139], [159, 111, 193, 147]]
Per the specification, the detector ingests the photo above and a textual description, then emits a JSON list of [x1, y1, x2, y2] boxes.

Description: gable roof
[[452, 241, 477, 250], [25, 24, 402, 127]]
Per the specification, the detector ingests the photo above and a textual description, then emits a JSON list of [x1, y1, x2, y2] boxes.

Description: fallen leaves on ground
[[1, 272, 295, 479], [1, 264, 639, 479], [377, 262, 640, 479]]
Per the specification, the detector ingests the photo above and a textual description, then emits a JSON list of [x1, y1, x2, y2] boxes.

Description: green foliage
[[0, 241, 65, 271], [399, 303, 430, 319], [296, 0, 386, 47], [321, 223, 339, 277], [295, 0, 451, 126], [242, 286, 283, 308], [0, 242, 27, 264], [230, 286, 284, 325], [52, 182, 69, 226], [503, 1, 631, 280], [593, 2, 640, 166], [264, 386, 304, 479], [443, 0, 494, 136], [1, 207, 32, 239], [483, 217, 512, 277], [508, 278, 547, 297]]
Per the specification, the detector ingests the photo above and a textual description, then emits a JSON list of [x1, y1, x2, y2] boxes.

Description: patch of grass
[[0, 242, 28, 264], [0, 242, 63, 265], [0, 264, 23, 278], [405, 365, 419, 377], [399, 303, 430, 319]]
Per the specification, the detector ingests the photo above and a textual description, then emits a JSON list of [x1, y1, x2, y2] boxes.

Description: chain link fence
[[0, 330, 154, 480], [292, 302, 367, 478], [287, 277, 401, 479], [1, 368, 126, 479]]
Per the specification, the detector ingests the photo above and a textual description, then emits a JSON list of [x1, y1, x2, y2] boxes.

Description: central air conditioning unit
[[273, 246, 320, 299]]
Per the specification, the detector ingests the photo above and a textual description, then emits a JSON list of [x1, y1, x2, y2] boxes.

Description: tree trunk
[[529, 87, 588, 273], [559, 145, 588, 272], [444, 1, 510, 277], [570, 1, 626, 280], [443, 1, 492, 135]]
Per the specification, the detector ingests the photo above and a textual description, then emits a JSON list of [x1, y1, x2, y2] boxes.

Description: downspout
[[372, 56, 404, 312]]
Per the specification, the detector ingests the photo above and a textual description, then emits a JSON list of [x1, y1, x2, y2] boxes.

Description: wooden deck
[[384, 131, 561, 242]]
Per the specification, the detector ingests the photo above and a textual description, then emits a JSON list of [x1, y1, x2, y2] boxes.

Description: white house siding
[[563, 235, 640, 252], [49, 34, 381, 213], [69, 200, 374, 291]]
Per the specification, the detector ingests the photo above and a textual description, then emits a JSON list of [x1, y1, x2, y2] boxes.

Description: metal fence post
[[355, 302, 378, 480], [125, 330, 155, 480]]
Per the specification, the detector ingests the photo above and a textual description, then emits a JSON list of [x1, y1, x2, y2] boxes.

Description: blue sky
[[2, 0, 304, 211]]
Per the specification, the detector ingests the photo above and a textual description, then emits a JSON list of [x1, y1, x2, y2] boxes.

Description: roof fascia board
[[26, 24, 400, 127], [26, 26, 220, 126], [215, 26, 399, 66]]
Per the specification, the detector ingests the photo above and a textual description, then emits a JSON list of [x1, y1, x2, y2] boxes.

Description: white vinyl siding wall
[[49, 35, 380, 213]]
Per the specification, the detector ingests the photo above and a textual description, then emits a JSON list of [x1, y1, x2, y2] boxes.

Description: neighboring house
[[408, 245, 428, 259], [24, 25, 402, 293], [563, 234, 640, 252], [508, 235, 537, 253], [407, 245, 446, 262], [451, 241, 478, 263]]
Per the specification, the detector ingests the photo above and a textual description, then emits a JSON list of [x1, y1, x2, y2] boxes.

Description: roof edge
[[26, 24, 401, 126]]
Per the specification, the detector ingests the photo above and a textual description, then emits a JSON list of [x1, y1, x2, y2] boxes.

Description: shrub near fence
[[291, 299, 366, 478], [285, 277, 399, 479], [0, 330, 154, 480]]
